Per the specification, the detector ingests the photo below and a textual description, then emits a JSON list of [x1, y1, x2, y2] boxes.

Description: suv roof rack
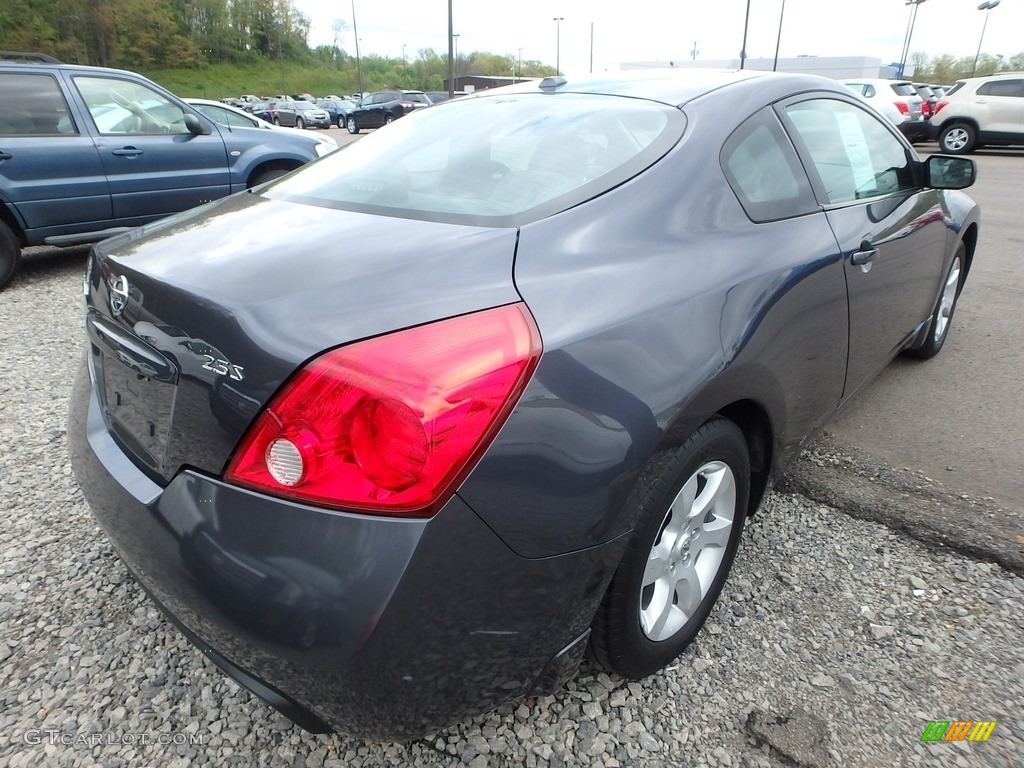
[[0, 51, 63, 64]]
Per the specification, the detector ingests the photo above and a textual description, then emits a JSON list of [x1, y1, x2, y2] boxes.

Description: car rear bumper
[[899, 119, 930, 142], [68, 355, 619, 738]]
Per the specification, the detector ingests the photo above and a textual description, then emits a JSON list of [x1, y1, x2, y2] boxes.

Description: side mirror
[[925, 155, 976, 190], [184, 112, 212, 136]]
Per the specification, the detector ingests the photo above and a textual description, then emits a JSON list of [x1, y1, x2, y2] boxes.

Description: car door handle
[[850, 244, 879, 266], [111, 147, 143, 157], [0, 151, 12, 161]]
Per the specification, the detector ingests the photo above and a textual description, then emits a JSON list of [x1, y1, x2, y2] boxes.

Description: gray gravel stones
[[2, 257, 1023, 767]]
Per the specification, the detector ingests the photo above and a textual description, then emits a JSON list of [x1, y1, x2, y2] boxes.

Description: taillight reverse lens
[[225, 303, 542, 517]]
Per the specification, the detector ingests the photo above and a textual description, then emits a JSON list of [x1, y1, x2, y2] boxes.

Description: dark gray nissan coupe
[[69, 70, 979, 739]]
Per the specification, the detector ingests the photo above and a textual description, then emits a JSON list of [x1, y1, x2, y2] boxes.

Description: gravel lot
[[2, 253, 1022, 767]]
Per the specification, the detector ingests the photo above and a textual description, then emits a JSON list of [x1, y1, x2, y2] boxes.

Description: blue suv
[[0, 52, 336, 289]]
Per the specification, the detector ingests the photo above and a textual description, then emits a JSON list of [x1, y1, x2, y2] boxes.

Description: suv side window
[[73, 76, 189, 135], [977, 79, 1024, 98], [783, 98, 916, 205], [720, 107, 818, 222], [0, 73, 76, 135]]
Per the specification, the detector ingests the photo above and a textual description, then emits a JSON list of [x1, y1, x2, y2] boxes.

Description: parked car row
[[228, 89, 468, 132], [842, 73, 1024, 155]]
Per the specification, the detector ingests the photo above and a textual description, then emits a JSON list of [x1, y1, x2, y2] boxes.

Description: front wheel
[[939, 123, 976, 154], [0, 220, 21, 290], [295, 117, 305, 129], [905, 242, 965, 360], [591, 418, 750, 679], [346, 116, 360, 134]]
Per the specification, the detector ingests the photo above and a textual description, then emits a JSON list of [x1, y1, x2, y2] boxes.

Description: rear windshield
[[267, 92, 684, 226], [890, 83, 917, 96]]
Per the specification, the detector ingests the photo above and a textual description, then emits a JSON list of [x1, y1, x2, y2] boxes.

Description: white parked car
[[841, 79, 928, 142], [928, 74, 1024, 154], [186, 98, 337, 155]]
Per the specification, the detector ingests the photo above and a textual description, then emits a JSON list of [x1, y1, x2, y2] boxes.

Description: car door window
[[0, 73, 76, 135], [74, 76, 189, 135], [720, 107, 818, 222], [977, 79, 1024, 97], [782, 98, 916, 205]]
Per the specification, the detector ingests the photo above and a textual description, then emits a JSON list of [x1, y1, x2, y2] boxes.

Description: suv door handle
[[111, 147, 143, 157], [850, 243, 879, 266], [0, 151, 12, 161]]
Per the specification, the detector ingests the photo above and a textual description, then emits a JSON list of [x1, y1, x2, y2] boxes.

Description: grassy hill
[[139, 61, 361, 100]]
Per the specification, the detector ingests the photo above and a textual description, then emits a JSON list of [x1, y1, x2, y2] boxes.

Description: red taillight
[[933, 100, 948, 117], [894, 100, 910, 116], [225, 303, 542, 517]]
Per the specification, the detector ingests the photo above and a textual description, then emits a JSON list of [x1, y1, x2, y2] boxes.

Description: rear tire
[[337, 116, 345, 129], [0, 221, 20, 290], [385, 114, 395, 125], [906, 242, 965, 360], [591, 418, 750, 679], [347, 116, 360, 134], [938, 123, 976, 154]]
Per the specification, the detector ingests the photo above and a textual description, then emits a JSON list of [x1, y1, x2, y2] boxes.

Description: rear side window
[[0, 73, 76, 135], [720, 107, 818, 222], [944, 82, 965, 98], [890, 83, 917, 96], [977, 79, 1024, 97], [268, 92, 684, 226]]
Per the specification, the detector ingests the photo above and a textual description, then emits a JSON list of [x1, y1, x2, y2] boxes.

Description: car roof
[[480, 69, 844, 108]]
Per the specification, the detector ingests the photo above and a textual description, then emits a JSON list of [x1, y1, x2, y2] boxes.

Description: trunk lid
[[86, 191, 521, 483]]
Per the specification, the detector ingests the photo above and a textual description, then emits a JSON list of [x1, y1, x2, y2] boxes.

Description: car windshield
[[294, 102, 314, 111], [267, 92, 683, 226]]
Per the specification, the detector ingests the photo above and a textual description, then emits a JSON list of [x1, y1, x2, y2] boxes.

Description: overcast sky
[[294, 0, 1022, 75]]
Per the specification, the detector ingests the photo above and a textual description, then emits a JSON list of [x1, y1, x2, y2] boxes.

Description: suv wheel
[[337, 116, 345, 129], [347, 116, 360, 134], [0, 221, 21, 290], [385, 115, 395, 125], [939, 123, 976, 154], [296, 117, 305, 130]]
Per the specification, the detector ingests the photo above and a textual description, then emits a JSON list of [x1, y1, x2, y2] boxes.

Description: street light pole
[[898, 0, 929, 80], [447, 0, 454, 98], [553, 17, 564, 75], [972, 0, 1001, 77], [739, 0, 751, 70], [351, 0, 363, 98], [453, 33, 460, 77], [772, 0, 787, 72], [518, 47, 523, 81]]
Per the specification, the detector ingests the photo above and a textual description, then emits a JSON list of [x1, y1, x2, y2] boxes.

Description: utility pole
[[739, 0, 751, 70], [691, 41, 699, 60], [351, 0, 363, 97], [553, 17, 564, 75], [447, 0, 454, 98]]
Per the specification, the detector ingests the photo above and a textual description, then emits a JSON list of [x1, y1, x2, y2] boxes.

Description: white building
[[621, 56, 904, 80]]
